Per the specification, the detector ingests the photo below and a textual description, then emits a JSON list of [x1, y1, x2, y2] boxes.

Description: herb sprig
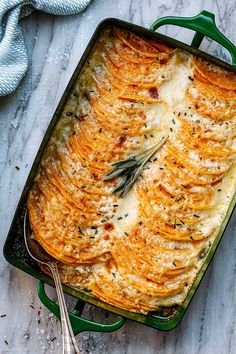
[[104, 136, 168, 197]]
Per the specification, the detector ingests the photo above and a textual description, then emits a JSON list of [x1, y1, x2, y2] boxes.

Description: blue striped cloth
[[0, 0, 91, 96]]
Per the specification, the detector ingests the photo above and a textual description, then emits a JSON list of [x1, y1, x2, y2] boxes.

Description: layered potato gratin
[[28, 27, 236, 314]]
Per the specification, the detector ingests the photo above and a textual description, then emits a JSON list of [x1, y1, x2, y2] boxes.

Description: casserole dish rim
[[3, 15, 236, 332]]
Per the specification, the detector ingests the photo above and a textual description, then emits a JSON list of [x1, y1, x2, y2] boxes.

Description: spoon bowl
[[24, 210, 80, 354]]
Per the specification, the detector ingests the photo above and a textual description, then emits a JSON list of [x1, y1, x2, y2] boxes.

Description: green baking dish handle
[[37, 281, 126, 334], [150, 10, 236, 66]]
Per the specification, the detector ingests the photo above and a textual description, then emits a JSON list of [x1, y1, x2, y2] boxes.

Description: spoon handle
[[48, 262, 80, 354]]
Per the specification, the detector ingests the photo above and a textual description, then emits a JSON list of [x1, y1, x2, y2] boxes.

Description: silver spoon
[[24, 210, 80, 354]]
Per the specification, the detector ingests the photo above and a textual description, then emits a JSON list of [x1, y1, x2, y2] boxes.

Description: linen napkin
[[0, 0, 92, 96]]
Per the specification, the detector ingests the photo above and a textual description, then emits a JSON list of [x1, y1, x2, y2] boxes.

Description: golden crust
[[27, 27, 236, 314]]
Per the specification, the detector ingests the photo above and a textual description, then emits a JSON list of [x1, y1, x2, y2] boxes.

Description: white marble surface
[[1, 0, 236, 353]]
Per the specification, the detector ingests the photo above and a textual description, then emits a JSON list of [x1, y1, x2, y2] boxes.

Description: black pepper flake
[[193, 214, 200, 218], [15, 166, 20, 170], [188, 76, 194, 81], [72, 131, 76, 135], [144, 135, 148, 139], [99, 128, 102, 133], [101, 219, 107, 223], [173, 262, 177, 267], [4, 340, 8, 345], [170, 127, 173, 132], [172, 119, 176, 124], [51, 337, 57, 342], [30, 305, 34, 309], [217, 189, 221, 192], [117, 217, 123, 220], [159, 167, 164, 170], [124, 232, 129, 236], [153, 158, 157, 162], [1, 314, 6, 318], [91, 226, 97, 230], [24, 333, 30, 340], [113, 204, 118, 207], [139, 221, 143, 225], [125, 214, 128, 217]]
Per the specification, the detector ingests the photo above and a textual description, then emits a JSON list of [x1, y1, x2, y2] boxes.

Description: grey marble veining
[[1, 0, 236, 353]]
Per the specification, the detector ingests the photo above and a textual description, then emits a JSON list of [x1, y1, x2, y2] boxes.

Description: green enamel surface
[[150, 10, 236, 66]]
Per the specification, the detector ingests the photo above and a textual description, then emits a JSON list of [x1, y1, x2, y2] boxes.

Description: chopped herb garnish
[[174, 219, 177, 229], [78, 226, 84, 234]]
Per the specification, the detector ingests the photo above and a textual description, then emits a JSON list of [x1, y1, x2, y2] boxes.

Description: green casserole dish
[[3, 10, 236, 333]]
